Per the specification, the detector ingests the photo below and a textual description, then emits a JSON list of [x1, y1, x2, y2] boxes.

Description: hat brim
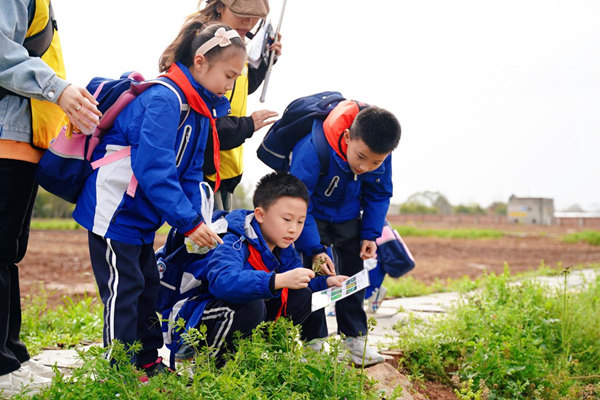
[[229, 9, 268, 18]]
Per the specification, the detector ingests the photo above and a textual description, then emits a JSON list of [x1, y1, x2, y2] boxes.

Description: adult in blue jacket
[[290, 100, 401, 366], [73, 21, 247, 376]]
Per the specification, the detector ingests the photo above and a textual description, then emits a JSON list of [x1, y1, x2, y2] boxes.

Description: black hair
[[349, 107, 401, 154], [159, 19, 246, 72], [253, 172, 309, 210]]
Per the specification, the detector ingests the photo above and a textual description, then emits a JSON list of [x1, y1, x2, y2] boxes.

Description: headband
[[196, 27, 241, 56]]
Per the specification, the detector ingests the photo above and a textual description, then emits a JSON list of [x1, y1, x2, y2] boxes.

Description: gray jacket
[[0, 0, 69, 143]]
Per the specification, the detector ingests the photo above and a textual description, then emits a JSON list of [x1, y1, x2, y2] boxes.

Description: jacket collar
[[226, 209, 296, 272], [175, 62, 231, 119]]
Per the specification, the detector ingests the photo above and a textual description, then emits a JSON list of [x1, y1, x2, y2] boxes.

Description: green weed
[[20, 286, 103, 354], [395, 268, 600, 399], [21, 319, 387, 399]]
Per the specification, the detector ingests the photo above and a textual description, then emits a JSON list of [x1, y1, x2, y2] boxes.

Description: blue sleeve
[[289, 137, 326, 256], [127, 88, 203, 233], [207, 234, 277, 303], [309, 275, 328, 292], [360, 156, 393, 240]]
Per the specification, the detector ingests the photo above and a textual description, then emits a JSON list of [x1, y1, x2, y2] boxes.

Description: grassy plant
[[394, 225, 504, 239], [22, 318, 386, 399], [20, 286, 103, 354], [395, 268, 600, 399], [563, 230, 600, 246], [30, 218, 81, 231]]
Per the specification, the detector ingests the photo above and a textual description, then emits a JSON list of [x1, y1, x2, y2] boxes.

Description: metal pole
[[259, 0, 288, 103]]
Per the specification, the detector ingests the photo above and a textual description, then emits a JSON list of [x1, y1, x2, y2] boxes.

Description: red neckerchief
[[247, 244, 288, 320], [161, 63, 220, 191]]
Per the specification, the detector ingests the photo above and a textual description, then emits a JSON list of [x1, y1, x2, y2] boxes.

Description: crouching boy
[[173, 172, 346, 362], [290, 100, 401, 366]]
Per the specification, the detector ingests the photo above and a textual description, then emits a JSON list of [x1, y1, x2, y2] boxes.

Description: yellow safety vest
[[27, 0, 68, 149], [205, 63, 248, 182]]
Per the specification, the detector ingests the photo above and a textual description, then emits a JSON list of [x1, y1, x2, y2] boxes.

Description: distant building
[[507, 195, 554, 225]]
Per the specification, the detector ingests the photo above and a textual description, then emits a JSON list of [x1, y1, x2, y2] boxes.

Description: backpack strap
[[312, 123, 331, 175], [151, 77, 190, 129], [90, 76, 191, 198]]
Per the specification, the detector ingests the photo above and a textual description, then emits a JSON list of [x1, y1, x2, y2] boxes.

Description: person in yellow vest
[[194, 0, 281, 211], [0, 0, 100, 394]]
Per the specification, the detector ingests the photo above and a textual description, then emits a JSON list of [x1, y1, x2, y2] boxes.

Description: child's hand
[[326, 275, 348, 288], [359, 240, 377, 260], [251, 110, 279, 131], [275, 268, 315, 290], [312, 253, 335, 276], [187, 223, 224, 248]]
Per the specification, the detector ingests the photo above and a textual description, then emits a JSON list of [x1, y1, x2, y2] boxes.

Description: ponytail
[[159, 18, 245, 73]]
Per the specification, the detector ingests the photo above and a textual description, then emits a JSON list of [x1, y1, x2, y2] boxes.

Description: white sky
[[53, 0, 600, 211]]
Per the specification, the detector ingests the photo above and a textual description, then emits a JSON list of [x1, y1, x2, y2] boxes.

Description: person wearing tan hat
[[195, 0, 282, 211]]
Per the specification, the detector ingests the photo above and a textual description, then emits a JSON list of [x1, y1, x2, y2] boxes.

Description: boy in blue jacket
[[290, 100, 401, 366], [167, 172, 346, 363]]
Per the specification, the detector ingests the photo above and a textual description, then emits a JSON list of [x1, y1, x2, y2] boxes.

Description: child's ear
[[254, 206, 265, 223], [343, 129, 351, 144], [193, 54, 208, 70]]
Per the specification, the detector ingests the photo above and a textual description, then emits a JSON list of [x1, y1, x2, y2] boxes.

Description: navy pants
[[200, 287, 312, 359], [88, 232, 163, 366], [0, 159, 37, 375], [301, 218, 368, 340]]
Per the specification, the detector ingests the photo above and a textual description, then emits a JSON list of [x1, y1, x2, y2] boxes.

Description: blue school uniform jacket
[[290, 116, 394, 257], [159, 209, 327, 355], [73, 63, 230, 245]]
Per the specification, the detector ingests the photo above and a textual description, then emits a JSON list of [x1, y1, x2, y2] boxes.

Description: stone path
[[32, 268, 598, 370]]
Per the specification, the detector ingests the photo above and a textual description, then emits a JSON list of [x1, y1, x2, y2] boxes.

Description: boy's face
[[343, 130, 390, 175], [254, 196, 308, 251]]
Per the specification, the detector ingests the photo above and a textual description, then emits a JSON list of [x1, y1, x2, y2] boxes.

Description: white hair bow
[[197, 27, 241, 56]]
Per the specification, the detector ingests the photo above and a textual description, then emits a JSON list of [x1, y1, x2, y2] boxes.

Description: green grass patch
[[563, 230, 600, 246], [20, 286, 103, 354], [30, 218, 81, 231], [395, 268, 600, 399], [384, 275, 481, 298], [394, 225, 504, 239]]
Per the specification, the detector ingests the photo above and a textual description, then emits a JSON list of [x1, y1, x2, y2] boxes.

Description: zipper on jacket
[[175, 125, 192, 167], [324, 176, 340, 197]]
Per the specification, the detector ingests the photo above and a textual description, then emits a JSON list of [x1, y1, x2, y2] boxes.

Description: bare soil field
[[18, 224, 600, 306]]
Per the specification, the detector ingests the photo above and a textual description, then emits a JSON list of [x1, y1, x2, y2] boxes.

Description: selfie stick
[[259, 0, 287, 103]]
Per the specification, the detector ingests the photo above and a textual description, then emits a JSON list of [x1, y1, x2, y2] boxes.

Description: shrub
[[395, 269, 600, 399]]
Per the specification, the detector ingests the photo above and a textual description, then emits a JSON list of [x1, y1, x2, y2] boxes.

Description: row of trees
[[33, 187, 508, 219], [398, 191, 507, 215]]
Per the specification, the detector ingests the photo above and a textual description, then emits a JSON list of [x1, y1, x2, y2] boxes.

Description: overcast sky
[[53, 0, 600, 211]]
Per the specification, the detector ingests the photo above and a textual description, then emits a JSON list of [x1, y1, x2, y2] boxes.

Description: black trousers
[[88, 232, 163, 366], [301, 218, 368, 341], [0, 159, 37, 375], [200, 287, 312, 359]]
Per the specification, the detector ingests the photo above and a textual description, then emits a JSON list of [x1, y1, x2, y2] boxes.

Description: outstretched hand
[[251, 109, 278, 131], [57, 85, 101, 133], [326, 275, 348, 288]]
